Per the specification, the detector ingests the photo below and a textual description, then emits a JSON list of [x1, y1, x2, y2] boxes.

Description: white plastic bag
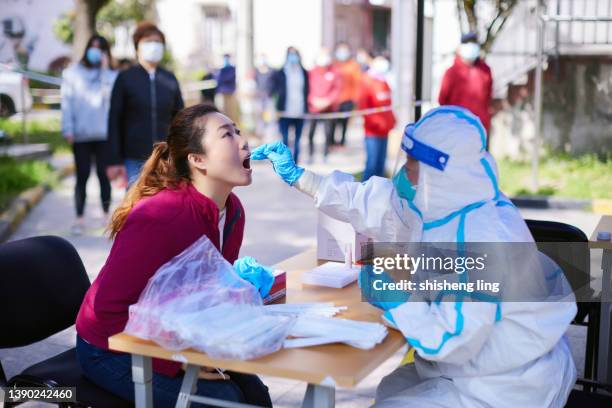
[[125, 234, 293, 360]]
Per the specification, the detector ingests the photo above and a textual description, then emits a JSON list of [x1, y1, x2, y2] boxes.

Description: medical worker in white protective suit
[[252, 105, 577, 408]]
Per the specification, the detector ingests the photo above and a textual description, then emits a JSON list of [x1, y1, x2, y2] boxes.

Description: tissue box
[[263, 270, 287, 304], [317, 210, 369, 262]]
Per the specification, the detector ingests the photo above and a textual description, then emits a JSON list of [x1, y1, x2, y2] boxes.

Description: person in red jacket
[[307, 48, 341, 161], [438, 32, 493, 144], [359, 56, 396, 181], [75, 104, 272, 407]]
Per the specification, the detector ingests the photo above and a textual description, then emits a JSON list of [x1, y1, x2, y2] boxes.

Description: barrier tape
[[277, 100, 426, 120], [0, 63, 62, 86]]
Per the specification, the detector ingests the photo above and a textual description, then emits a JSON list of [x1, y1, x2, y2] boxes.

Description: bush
[[0, 117, 69, 153], [0, 157, 57, 212], [498, 154, 612, 199]]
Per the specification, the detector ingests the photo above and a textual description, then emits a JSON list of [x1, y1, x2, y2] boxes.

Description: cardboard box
[[316, 210, 369, 262]]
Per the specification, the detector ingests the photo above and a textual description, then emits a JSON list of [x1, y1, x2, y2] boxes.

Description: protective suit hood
[[404, 106, 496, 223]]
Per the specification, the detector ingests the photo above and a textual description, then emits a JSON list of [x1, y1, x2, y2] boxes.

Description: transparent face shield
[[392, 124, 450, 204]]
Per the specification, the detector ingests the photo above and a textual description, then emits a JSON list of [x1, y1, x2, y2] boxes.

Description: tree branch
[[483, 0, 517, 54]]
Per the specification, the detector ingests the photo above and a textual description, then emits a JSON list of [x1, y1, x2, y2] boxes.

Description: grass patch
[[0, 157, 57, 212], [0, 117, 69, 153], [498, 154, 612, 200]]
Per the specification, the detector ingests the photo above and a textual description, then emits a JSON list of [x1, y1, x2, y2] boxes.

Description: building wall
[[492, 57, 612, 158], [0, 0, 72, 71], [253, 0, 323, 69]]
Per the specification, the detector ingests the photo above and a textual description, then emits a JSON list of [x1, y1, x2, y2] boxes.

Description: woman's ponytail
[[108, 142, 176, 239]]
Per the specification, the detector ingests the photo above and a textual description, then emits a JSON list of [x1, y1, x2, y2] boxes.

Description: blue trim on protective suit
[[405, 296, 466, 355], [423, 201, 486, 231], [480, 157, 500, 201], [416, 106, 487, 152]]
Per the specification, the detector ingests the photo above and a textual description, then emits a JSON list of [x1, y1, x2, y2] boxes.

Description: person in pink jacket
[[76, 104, 272, 407]]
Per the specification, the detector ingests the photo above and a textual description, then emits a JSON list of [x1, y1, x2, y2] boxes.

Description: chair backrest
[[525, 219, 591, 301], [0, 236, 91, 348]]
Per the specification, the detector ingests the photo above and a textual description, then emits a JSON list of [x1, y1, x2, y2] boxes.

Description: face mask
[[316, 53, 331, 67], [392, 167, 416, 202], [459, 43, 480, 63], [287, 53, 300, 65], [356, 53, 369, 66], [223, 56, 231, 67], [370, 58, 390, 76], [335, 48, 350, 61], [139, 41, 164, 63], [86, 47, 102, 65]]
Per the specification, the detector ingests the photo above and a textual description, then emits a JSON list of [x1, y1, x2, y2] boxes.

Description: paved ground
[[1, 124, 605, 407]]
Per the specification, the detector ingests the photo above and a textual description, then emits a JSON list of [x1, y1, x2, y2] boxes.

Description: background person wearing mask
[[216, 54, 238, 122], [359, 56, 395, 181], [329, 43, 362, 147], [61, 34, 117, 236], [106, 22, 184, 187], [271, 47, 309, 164], [438, 32, 493, 146], [307, 48, 341, 162], [356, 48, 372, 72]]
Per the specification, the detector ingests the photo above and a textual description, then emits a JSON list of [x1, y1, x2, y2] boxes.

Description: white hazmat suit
[[295, 106, 577, 408]]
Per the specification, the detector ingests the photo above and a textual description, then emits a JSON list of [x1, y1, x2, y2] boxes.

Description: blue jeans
[[362, 136, 388, 181], [76, 336, 272, 407], [279, 118, 304, 164], [124, 159, 145, 188]]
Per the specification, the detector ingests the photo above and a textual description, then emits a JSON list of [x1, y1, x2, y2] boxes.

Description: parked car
[[0, 64, 33, 117]]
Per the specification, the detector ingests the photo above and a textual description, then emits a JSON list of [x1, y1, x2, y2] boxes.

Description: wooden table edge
[[108, 332, 405, 388], [589, 215, 612, 250]]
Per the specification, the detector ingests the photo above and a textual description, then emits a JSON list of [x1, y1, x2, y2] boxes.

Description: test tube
[[345, 243, 352, 269]]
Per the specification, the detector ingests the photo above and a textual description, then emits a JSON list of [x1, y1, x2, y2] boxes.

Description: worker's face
[[404, 156, 419, 186], [188, 112, 252, 187]]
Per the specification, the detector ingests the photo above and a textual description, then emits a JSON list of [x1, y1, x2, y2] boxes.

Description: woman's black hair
[[80, 34, 113, 69]]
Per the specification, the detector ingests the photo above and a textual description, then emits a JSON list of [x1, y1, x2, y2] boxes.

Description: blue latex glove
[[233, 256, 274, 298], [251, 142, 305, 186]]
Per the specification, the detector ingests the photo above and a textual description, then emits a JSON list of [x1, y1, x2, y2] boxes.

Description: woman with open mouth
[[74, 104, 272, 407]]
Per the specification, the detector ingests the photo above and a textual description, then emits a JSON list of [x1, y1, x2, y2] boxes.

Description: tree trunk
[[462, 0, 478, 33], [72, 0, 109, 59]]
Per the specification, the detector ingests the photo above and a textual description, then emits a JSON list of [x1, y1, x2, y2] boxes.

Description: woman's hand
[[106, 165, 128, 188], [251, 142, 304, 186]]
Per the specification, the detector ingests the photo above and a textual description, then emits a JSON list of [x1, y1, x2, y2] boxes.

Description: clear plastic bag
[[125, 234, 293, 360]]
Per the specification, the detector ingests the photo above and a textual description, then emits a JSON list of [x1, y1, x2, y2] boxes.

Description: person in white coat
[[252, 105, 577, 408]]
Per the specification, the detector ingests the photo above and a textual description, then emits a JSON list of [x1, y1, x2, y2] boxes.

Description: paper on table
[[264, 302, 347, 317], [285, 315, 388, 350], [302, 262, 360, 288]]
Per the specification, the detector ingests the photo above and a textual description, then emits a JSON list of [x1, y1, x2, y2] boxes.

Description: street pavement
[[0, 124, 604, 407]]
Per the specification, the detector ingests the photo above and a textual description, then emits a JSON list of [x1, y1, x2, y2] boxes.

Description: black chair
[[0, 236, 133, 407], [525, 220, 612, 406], [525, 220, 598, 382]]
